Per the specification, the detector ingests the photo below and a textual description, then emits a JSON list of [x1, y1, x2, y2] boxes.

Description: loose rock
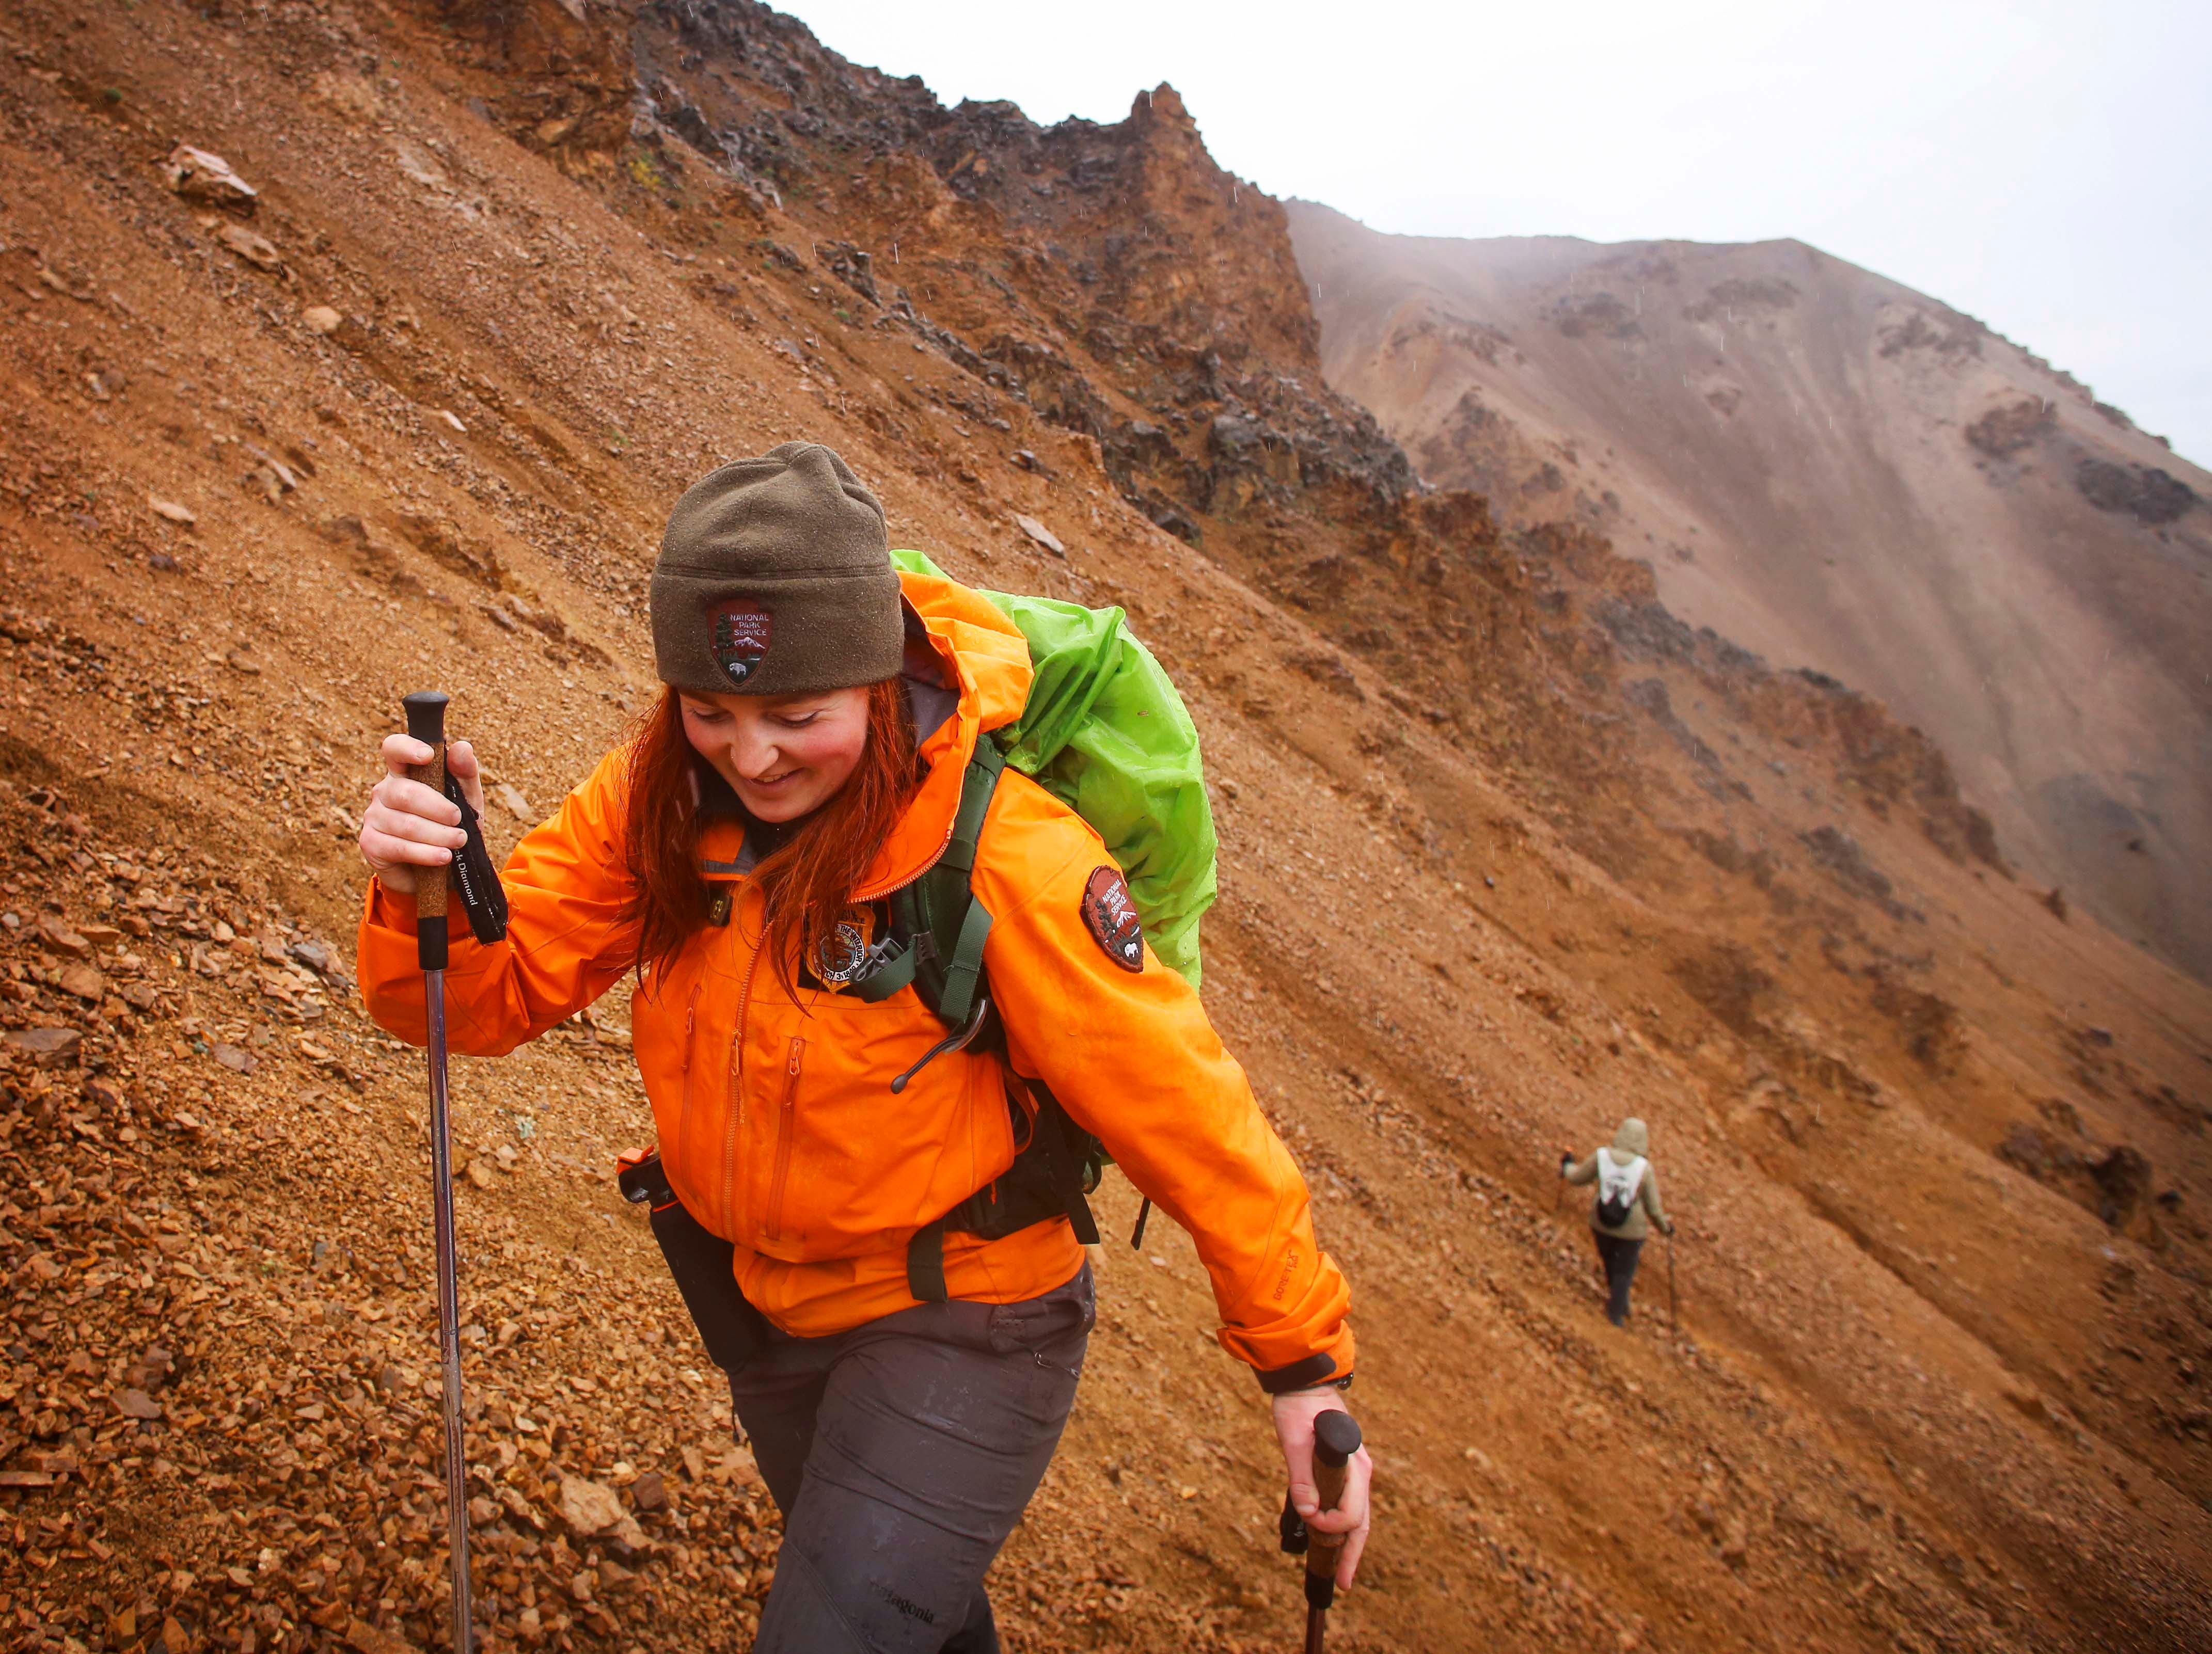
[[6, 1026, 83, 1064], [163, 144, 259, 212], [1014, 513, 1067, 556], [38, 917, 91, 957], [342, 1618, 419, 1654], [116, 1388, 163, 1420], [217, 221, 286, 274], [559, 1474, 649, 1549]]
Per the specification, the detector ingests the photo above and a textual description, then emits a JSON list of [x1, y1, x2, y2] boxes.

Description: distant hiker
[[353, 442, 1370, 1651], [1559, 1117, 1673, 1327]]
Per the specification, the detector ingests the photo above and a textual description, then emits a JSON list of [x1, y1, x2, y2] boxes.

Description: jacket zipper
[[764, 1037, 807, 1242], [706, 709, 975, 1232], [720, 938, 766, 1238]]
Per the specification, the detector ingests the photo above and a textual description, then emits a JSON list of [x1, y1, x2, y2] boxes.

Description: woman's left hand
[[1272, 1388, 1372, 1588]]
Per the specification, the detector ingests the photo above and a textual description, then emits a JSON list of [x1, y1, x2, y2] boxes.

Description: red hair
[[621, 681, 919, 990]]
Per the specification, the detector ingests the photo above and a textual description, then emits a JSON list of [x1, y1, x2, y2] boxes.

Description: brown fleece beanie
[[651, 441, 902, 695]]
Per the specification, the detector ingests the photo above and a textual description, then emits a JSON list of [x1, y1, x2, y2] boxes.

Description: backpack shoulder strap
[[929, 738, 1003, 1027], [850, 739, 1005, 1026]]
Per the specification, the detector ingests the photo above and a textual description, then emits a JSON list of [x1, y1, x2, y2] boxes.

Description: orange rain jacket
[[358, 568, 1355, 1387]]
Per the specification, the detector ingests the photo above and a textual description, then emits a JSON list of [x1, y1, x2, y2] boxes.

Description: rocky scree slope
[[0, 3, 2208, 1652], [1287, 200, 2212, 985]]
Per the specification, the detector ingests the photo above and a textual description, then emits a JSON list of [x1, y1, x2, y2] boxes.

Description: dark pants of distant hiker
[[1593, 1232, 1642, 1326], [728, 1264, 1094, 1653]]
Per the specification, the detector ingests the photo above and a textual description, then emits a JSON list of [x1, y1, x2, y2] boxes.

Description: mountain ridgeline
[[1287, 201, 2212, 982]]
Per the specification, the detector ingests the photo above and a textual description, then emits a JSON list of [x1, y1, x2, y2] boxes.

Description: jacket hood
[[1612, 1117, 1650, 1157], [851, 568, 1031, 899], [896, 565, 1033, 734]]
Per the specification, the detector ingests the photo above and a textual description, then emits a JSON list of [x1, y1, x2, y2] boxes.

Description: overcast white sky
[[783, 0, 2211, 468]]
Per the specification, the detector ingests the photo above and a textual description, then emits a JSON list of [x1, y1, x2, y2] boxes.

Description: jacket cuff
[[1254, 1347, 1354, 1395]]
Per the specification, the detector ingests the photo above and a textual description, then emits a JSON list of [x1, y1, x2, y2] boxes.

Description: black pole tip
[[1314, 1409, 1362, 1468], [402, 690, 450, 745]]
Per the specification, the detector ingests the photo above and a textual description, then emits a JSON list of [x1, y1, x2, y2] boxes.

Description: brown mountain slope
[[1286, 201, 2212, 983], [0, 4, 2209, 1653]]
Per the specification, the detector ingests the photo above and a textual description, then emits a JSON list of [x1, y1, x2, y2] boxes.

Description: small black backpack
[[1594, 1149, 1645, 1228]]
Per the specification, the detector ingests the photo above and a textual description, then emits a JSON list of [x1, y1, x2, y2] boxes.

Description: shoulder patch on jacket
[[1080, 866, 1144, 972]]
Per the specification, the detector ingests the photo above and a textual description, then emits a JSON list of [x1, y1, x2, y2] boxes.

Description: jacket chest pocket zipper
[[764, 1037, 806, 1242], [674, 985, 702, 1147]]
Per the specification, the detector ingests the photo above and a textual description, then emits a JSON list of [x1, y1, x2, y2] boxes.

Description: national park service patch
[[709, 599, 772, 686], [1081, 866, 1144, 973]]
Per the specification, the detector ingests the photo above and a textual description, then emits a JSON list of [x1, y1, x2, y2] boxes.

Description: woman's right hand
[[1272, 1389, 1372, 1589], [359, 735, 485, 895]]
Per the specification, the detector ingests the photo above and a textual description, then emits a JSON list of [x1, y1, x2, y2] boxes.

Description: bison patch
[[710, 599, 772, 686], [1081, 866, 1145, 973]]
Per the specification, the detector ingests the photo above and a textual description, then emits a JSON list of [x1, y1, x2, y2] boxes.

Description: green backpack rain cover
[[891, 549, 1215, 987]]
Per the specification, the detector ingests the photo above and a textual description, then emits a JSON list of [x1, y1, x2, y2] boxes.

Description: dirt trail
[[0, 4, 2208, 1652]]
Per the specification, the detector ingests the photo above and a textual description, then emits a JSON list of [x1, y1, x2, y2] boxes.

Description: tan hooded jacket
[[1565, 1117, 1671, 1240]]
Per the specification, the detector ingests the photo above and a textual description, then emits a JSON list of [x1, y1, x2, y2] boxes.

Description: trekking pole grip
[[402, 691, 451, 972], [1304, 1409, 1362, 1608]]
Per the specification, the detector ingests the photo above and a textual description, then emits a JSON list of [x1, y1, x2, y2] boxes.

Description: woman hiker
[[1560, 1116, 1674, 1327], [352, 442, 1370, 1650]]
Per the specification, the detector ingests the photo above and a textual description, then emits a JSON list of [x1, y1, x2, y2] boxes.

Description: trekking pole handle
[[402, 691, 451, 972], [1304, 1409, 1362, 1608]]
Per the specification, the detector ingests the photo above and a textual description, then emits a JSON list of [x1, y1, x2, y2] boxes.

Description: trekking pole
[[1667, 1232, 1678, 1332], [403, 690, 473, 1654], [1278, 1409, 1362, 1654]]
